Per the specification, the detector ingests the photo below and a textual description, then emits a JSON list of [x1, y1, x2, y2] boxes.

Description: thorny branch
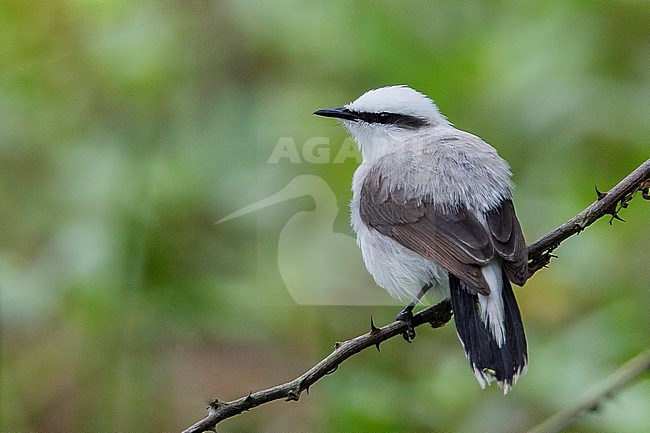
[[181, 301, 453, 433], [181, 159, 650, 433], [526, 158, 650, 275]]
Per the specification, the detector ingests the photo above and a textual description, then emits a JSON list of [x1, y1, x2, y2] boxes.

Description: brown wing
[[360, 174, 495, 295], [486, 199, 528, 285]]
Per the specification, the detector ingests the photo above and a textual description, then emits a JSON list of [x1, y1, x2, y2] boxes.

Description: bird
[[314, 85, 528, 393], [217, 175, 396, 305]]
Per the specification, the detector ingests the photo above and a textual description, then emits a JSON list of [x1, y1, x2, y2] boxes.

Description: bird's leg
[[396, 283, 432, 342]]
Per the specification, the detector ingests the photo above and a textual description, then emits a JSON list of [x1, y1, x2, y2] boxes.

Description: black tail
[[449, 270, 527, 393]]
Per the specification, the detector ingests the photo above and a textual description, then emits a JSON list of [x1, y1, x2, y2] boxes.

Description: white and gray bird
[[314, 85, 528, 393]]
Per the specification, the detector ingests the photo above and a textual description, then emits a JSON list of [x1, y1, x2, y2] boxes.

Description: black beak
[[313, 107, 359, 121]]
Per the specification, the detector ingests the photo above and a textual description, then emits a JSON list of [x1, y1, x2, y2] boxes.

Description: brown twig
[[181, 301, 453, 433], [526, 158, 650, 276], [181, 159, 650, 433]]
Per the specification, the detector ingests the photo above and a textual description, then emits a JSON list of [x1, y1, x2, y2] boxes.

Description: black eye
[[377, 112, 393, 123]]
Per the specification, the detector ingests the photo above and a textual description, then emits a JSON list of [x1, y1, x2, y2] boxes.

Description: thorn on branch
[[369, 316, 380, 334], [608, 213, 625, 224], [244, 392, 254, 408], [527, 250, 558, 278], [208, 399, 221, 411], [620, 195, 631, 209], [596, 184, 640, 225], [641, 180, 650, 200], [286, 388, 300, 402], [369, 317, 382, 350]]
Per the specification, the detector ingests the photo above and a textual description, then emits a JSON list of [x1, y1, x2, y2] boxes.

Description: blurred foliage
[[1, 1, 649, 432]]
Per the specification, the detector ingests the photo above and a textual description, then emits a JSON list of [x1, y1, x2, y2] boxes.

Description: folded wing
[[359, 169, 528, 294]]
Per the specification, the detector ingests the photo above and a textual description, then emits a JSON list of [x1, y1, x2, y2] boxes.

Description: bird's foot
[[396, 308, 416, 342]]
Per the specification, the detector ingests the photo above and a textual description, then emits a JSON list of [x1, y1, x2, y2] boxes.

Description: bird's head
[[314, 85, 449, 162]]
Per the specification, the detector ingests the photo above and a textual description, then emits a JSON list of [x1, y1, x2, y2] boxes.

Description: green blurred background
[[1, 1, 649, 432]]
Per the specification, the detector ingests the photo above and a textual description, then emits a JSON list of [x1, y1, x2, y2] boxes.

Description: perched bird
[[314, 85, 528, 392]]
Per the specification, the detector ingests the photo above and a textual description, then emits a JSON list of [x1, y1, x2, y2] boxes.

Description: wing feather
[[360, 174, 494, 295], [486, 199, 528, 285], [359, 170, 528, 294]]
